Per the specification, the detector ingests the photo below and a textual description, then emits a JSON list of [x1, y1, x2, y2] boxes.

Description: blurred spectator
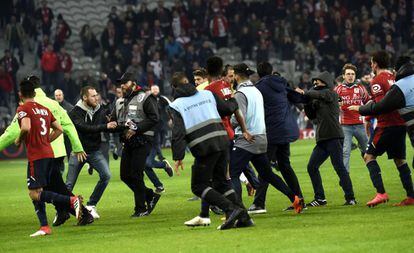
[[56, 47, 73, 94], [0, 49, 19, 105], [140, 63, 160, 88], [281, 35, 296, 82], [0, 66, 13, 108], [35, 0, 54, 35], [62, 73, 79, 104], [5, 15, 25, 65], [36, 34, 49, 67], [165, 35, 183, 61], [238, 26, 253, 60], [54, 14, 72, 51], [98, 73, 112, 101], [153, 0, 172, 34], [80, 24, 100, 58], [298, 71, 312, 91], [209, 3, 228, 48], [101, 21, 120, 55], [54, 89, 73, 112], [41, 44, 58, 93], [149, 51, 163, 81]]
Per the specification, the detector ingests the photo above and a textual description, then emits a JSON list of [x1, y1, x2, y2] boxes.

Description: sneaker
[[87, 164, 93, 175], [366, 193, 389, 208], [30, 226, 51, 237], [187, 196, 200, 201], [217, 208, 245, 230], [234, 218, 255, 228], [210, 205, 224, 215], [184, 216, 211, 227], [52, 211, 70, 227], [283, 202, 307, 211], [147, 193, 161, 214], [155, 186, 165, 194], [307, 199, 327, 207], [85, 205, 100, 219], [344, 199, 357, 206], [131, 211, 149, 218], [246, 183, 255, 197], [78, 207, 94, 226], [70, 195, 83, 220], [163, 159, 174, 177], [247, 204, 267, 215], [292, 196, 304, 214], [393, 197, 414, 206]]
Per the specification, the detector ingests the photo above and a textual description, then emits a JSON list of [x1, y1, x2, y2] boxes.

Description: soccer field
[[0, 139, 413, 253]]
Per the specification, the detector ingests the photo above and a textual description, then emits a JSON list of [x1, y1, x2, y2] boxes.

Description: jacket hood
[[256, 75, 287, 93], [173, 83, 197, 99], [396, 62, 414, 81], [312, 71, 335, 89], [75, 100, 101, 121]]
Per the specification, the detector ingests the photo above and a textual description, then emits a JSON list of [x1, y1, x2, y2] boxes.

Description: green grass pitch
[[0, 139, 413, 253]]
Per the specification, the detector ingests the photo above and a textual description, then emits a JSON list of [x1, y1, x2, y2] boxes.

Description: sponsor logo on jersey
[[18, 111, 27, 119]]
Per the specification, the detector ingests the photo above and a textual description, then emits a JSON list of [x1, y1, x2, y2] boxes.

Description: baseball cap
[[117, 72, 136, 84], [233, 63, 255, 76]]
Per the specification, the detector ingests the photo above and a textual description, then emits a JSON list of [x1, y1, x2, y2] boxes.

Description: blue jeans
[[144, 146, 166, 188], [66, 150, 111, 206], [342, 124, 368, 172]]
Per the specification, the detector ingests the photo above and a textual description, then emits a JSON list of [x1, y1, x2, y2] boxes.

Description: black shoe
[[218, 208, 244, 230], [147, 193, 161, 214], [234, 218, 255, 228], [210, 205, 224, 215], [155, 186, 165, 194], [344, 199, 357, 206], [52, 211, 70, 226], [307, 199, 327, 207], [112, 152, 118, 160], [88, 164, 93, 175], [283, 201, 307, 211], [78, 208, 94, 226], [131, 211, 149, 218], [163, 159, 174, 177]]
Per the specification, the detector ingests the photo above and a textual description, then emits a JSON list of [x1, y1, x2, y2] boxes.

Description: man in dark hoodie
[[111, 72, 161, 217], [169, 72, 253, 230], [67, 86, 117, 219], [303, 71, 356, 206], [349, 55, 414, 206], [249, 62, 306, 214]]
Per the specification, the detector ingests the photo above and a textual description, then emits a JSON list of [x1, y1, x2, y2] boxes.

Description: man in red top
[[16, 80, 83, 237], [41, 43, 58, 93], [334, 63, 370, 172], [350, 51, 414, 207]]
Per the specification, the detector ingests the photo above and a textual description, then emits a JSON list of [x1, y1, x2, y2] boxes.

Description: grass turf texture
[[0, 139, 413, 253]]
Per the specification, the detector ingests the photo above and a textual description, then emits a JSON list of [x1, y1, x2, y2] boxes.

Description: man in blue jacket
[[248, 62, 306, 214]]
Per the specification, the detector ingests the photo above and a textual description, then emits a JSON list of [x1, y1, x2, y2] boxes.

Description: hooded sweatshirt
[[69, 100, 108, 152], [304, 71, 344, 142]]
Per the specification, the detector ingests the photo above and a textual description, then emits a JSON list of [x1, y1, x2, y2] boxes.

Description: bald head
[[54, 89, 64, 102]]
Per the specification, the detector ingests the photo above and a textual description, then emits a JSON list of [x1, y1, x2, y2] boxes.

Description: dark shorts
[[27, 158, 53, 189], [366, 126, 406, 159]]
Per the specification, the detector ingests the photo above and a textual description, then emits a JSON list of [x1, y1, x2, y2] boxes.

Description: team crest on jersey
[[137, 93, 146, 102], [372, 84, 381, 94], [18, 111, 27, 119], [354, 88, 359, 93]]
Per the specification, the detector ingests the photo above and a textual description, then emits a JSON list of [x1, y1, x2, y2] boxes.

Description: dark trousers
[[253, 143, 303, 207], [49, 157, 75, 214], [307, 139, 355, 201], [192, 151, 240, 213], [120, 142, 154, 212], [230, 146, 295, 203]]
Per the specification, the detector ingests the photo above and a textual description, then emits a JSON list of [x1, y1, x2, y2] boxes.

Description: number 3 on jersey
[[39, 117, 47, 135]]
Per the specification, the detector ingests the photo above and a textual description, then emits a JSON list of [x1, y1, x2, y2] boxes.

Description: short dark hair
[[222, 64, 234, 76], [19, 80, 35, 98], [26, 75, 41, 88], [257, 62, 273, 78], [371, 51, 390, 69], [395, 55, 412, 71], [206, 56, 223, 77], [80, 85, 96, 99], [193, 68, 207, 78], [342, 63, 357, 74], [171, 72, 187, 88]]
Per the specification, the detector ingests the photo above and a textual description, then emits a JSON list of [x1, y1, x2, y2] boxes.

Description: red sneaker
[[393, 197, 414, 206], [292, 195, 304, 214], [366, 193, 389, 207], [30, 225, 52, 237], [70, 195, 83, 220]]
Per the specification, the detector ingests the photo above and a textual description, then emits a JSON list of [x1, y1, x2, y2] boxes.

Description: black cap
[[233, 63, 255, 76], [117, 72, 136, 84]]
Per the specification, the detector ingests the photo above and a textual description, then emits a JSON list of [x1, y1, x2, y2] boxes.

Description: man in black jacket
[[66, 86, 117, 219], [111, 72, 161, 217], [169, 72, 253, 230], [303, 71, 356, 207]]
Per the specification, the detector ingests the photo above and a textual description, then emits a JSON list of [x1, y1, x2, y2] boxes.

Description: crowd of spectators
[[0, 0, 413, 112]]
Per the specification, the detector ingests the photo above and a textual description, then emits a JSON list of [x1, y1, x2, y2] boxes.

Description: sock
[[397, 163, 414, 198], [199, 200, 210, 218], [33, 201, 48, 226], [40, 191, 71, 205], [367, 160, 386, 194]]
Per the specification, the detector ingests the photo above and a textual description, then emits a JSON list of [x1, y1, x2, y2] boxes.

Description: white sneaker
[[30, 226, 51, 237], [85, 205, 100, 219], [184, 216, 211, 227]]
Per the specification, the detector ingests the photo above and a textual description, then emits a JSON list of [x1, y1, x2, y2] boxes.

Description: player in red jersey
[[350, 51, 414, 207], [15, 80, 83, 237], [334, 63, 370, 172]]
